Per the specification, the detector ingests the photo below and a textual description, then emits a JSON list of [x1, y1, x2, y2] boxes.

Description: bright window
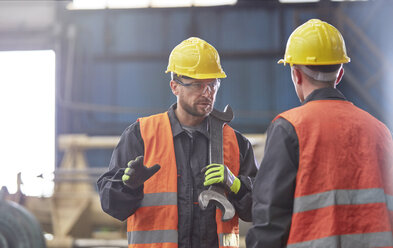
[[279, 0, 319, 2], [0, 50, 55, 197], [70, 0, 237, 9]]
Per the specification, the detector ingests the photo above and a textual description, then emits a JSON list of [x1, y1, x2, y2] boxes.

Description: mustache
[[196, 97, 212, 104]]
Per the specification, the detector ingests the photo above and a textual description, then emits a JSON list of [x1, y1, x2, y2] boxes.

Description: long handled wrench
[[198, 105, 236, 221]]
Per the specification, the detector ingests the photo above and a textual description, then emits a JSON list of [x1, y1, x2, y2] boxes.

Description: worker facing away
[[246, 19, 393, 248], [97, 37, 258, 248]]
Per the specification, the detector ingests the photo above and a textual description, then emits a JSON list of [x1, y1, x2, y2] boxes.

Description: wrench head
[[198, 188, 235, 222], [210, 105, 234, 123]]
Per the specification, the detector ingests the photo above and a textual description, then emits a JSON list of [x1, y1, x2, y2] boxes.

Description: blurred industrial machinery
[[0, 189, 47, 248]]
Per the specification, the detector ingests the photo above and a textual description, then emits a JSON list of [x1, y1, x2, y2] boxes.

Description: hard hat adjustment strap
[[297, 65, 341, 82]]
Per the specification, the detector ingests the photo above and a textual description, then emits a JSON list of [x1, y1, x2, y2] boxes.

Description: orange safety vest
[[127, 112, 240, 248], [275, 100, 393, 248]]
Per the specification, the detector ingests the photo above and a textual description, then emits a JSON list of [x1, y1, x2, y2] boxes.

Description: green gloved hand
[[202, 163, 241, 194], [122, 156, 161, 189]]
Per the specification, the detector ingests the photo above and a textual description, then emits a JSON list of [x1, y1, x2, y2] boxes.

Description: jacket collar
[[303, 87, 347, 105]]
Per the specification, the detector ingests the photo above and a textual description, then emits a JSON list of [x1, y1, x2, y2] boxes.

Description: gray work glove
[[121, 156, 161, 189]]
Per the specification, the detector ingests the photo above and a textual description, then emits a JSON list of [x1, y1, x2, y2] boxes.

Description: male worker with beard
[[97, 37, 257, 248], [246, 19, 393, 248]]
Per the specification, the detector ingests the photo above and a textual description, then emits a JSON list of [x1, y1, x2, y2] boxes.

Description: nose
[[201, 84, 214, 96]]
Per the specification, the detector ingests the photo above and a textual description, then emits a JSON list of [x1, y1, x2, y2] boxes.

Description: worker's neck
[[302, 80, 335, 102]]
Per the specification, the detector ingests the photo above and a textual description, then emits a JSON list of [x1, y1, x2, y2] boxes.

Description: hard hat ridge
[[278, 19, 350, 66], [166, 37, 227, 79]]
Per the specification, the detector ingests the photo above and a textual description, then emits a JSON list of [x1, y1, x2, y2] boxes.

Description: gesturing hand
[[122, 156, 161, 189]]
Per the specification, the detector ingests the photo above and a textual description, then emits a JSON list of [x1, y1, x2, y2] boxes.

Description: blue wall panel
[[59, 7, 286, 135], [215, 9, 279, 51], [57, 1, 393, 142]]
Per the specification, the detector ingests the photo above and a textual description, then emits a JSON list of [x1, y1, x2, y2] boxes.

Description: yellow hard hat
[[278, 19, 350, 66], [165, 37, 227, 79]]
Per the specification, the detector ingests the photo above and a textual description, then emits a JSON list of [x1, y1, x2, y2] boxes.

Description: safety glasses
[[174, 78, 221, 93]]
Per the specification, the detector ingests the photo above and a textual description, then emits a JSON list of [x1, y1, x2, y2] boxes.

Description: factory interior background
[[0, 0, 392, 247]]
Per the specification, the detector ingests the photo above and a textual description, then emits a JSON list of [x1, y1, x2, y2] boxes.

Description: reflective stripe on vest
[[218, 233, 239, 247], [140, 192, 177, 207], [276, 100, 393, 247], [128, 230, 178, 245], [293, 188, 393, 213], [287, 231, 393, 248], [127, 112, 240, 248]]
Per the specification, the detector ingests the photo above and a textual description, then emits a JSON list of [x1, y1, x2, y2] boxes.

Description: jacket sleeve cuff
[[230, 175, 252, 200]]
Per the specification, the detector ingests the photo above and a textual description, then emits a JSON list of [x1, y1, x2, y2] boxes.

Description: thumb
[[147, 164, 161, 177], [201, 166, 208, 174]]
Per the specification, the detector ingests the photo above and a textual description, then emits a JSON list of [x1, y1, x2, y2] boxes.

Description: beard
[[179, 97, 214, 117]]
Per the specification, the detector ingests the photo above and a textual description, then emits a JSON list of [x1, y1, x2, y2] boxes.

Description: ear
[[335, 67, 344, 86], [170, 80, 180, 96], [293, 68, 303, 85]]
